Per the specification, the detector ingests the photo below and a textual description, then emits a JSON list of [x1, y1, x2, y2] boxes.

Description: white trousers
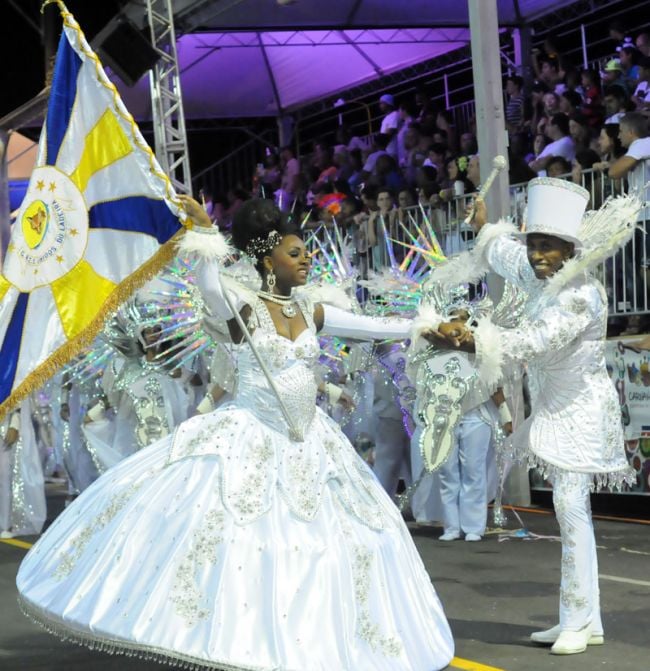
[[373, 416, 411, 498], [552, 471, 603, 633], [438, 409, 491, 536]]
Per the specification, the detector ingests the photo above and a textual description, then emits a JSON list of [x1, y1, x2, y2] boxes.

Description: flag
[[0, 1, 186, 420]]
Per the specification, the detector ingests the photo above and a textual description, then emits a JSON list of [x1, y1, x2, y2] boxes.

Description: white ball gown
[[17, 259, 454, 671]]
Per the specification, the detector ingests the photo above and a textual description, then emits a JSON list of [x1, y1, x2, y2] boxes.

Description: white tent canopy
[[117, 0, 578, 119]]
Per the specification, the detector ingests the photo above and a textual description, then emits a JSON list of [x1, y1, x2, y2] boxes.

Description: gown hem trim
[[18, 594, 281, 671]]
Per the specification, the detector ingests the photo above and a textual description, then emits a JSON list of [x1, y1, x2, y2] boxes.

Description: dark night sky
[[2, 0, 127, 118]]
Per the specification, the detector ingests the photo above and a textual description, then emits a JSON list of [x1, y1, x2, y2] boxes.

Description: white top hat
[[515, 177, 589, 249]]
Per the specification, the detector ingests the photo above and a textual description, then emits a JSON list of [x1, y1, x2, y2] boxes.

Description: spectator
[[575, 148, 600, 170], [378, 94, 400, 158], [397, 187, 417, 210], [534, 54, 564, 93], [440, 155, 473, 200], [571, 148, 601, 185], [466, 155, 481, 192], [559, 90, 583, 117], [339, 196, 360, 228], [312, 146, 337, 189], [609, 21, 634, 54], [509, 153, 537, 184], [564, 67, 584, 97], [608, 112, 650, 203], [279, 146, 301, 210], [530, 132, 550, 162], [619, 46, 642, 90], [333, 148, 353, 183], [546, 156, 572, 178], [347, 149, 364, 193], [259, 153, 281, 197], [223, 187, 248, 227], [391, 187, 417, 228], [609, 112, 650, 311], [435, 110, 456, 152], [603, 86, 629, 123], [580, 69, 604, 128], [536, 91, 561, 134], [334, 125, 368, 154], [402, 122, 430, 184], [601, 59, 631, 97], [632, 56, 650, 111], [361, 133, 391, 179], [432, 128, 449, 149], [415, 87, 436, 125], [373, 154, 405, 193], [636, 32, 650, 58], [529, 113, 576, 174], [397, 100, 416, 169], [505, 74, 526, 133], [569, 113, 591, 152], [424, 142, 447, 172], [591, 124, 625, 175], [529, 80, 551, 132], [459, 132, 478, 156], [415, 165, 439, 205]]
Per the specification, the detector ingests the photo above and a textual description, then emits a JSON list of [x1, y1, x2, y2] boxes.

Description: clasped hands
[[423, 321, 476, 352]]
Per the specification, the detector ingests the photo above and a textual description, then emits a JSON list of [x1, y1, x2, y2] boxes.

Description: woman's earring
[[267, 270, 276, 290]]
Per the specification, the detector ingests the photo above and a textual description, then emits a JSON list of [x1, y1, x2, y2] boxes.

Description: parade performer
[[409, 294, 512, 540], [81, 296, 200, 472], [0, 403, 46, 538], [427, 177, 641, 655], [17, 197, 454, 671]]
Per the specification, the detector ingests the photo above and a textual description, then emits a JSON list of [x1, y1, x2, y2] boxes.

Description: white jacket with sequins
[[469, 223, 632, 488]]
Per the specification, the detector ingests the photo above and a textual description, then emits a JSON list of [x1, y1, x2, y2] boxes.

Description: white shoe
[[439, 531, 460, 541], [531, 624, 604, 646], [550, 626, 601, 655], [0, 530, 14, 539], [465, 533, 482, 542]]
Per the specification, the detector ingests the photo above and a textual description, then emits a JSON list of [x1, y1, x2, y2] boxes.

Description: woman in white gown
[[17, 197, 454, 671]]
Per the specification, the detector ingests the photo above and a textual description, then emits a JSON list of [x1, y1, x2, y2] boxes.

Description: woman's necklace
[[257, 289, 298, 318]]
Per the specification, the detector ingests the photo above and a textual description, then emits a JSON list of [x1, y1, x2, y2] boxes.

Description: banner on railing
[[606, 338, 650, 494]]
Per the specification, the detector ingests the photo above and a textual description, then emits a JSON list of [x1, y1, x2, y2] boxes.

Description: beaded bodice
[[234, 298, 320, 437]]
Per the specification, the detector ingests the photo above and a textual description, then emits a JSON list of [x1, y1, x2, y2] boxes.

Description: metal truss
[[146, 0, 192, 193]]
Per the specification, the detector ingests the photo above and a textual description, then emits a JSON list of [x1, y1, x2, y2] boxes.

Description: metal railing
[[308, 166, 649, 318]]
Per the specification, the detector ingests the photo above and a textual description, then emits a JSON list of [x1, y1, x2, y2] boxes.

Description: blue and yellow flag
[[0, 2, 185, 419]]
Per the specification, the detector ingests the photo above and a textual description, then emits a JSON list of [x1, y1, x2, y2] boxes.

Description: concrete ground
[[1, 493, 649, 671]]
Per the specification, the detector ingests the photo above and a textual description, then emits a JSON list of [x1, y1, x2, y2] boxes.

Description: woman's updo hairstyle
[[231, 198, 301, 271]]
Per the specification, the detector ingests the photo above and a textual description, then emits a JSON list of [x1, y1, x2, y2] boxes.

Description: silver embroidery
[[352, 546, 402, 656], [170, 509, 225, 625], [54, 481, 144, 580]]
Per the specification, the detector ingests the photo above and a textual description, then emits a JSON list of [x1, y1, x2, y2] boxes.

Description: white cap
[[379, 93, 395, 107], [515, 177, 589, 248]]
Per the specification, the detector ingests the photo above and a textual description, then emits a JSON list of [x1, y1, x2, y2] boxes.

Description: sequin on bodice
[[234, 298, 320, 437]]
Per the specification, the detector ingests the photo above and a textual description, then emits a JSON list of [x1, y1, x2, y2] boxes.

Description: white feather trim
[[472, 317, 505, 389], [472, 220, 520, 263], [176, 227, 232, 260], [429, 220, 519, 287], [408, 303, 445, 357], [296, 283, 355, 311]]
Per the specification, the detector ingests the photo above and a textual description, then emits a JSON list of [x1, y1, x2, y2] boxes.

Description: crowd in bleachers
[[203, 22, 648, 229], [198, 22, 650, 333]]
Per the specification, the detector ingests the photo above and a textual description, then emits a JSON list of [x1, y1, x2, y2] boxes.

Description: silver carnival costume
[[432, 177, 641, 654], [16, 225, 454, 671], [0, 403, 46, 537]]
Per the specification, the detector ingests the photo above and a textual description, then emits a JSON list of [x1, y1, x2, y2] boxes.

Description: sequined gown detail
[[17, 297, 454, 671]]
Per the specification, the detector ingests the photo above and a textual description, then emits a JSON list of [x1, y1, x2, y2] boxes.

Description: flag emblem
[[9, 166, 88, 289]]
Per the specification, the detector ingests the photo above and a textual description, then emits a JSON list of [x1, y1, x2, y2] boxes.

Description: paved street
[[1, 495, 649, 671]]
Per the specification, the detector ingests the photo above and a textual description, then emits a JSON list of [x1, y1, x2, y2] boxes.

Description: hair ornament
[[245, 229, 281, 258]]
